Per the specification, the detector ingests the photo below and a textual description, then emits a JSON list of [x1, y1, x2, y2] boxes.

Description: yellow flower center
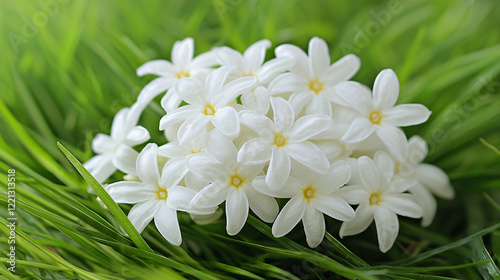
[[229, 174, 244, 188], [369, 192, 382, 206], [309, 80, 323, 94], [302, 185, 316, 203], [204, 104, 216, 116], [156, 187, 168, 201], [175, 70, 190, 79], [369, 111, 383, 125], [274, 134, 287, 147]]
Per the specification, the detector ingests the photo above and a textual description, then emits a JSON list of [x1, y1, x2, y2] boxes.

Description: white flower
[[105, 143, 214, 245], [84, 103, 150, 183], [159, 66, 257, 144], [335, 69, 431, 162], [238, 97, 332, 190], [339, 152, 422, 253], [397, 136, 454, 226], [216, 39, 293, 114], [253, 161, 355, 247], [269, 37, 360, 116], [187, 131, 279, 235], [136, 38, 218, 112]]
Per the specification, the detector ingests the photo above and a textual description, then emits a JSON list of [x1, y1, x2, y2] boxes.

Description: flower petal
[[308, 37, 330, 78], [375, 125, 408, 162], [252, 175, 301, 199], [174, 77, 206, 106], [160, 88, 183, 113], [246, 188, 279, 223], [266, 148, 291, 190], [205, 66, 232, 99], [177, 116, 210, 145], [91, 134, 115, 154], [137, 59, 174, 77], [409, 184, 437, 227], [383, 194, 422, 218], [272, 196, 306, 237], [373, 151, 395, 185], [215, 76, 257, 107], [113, 145, 138, 175], [160, 158, 189, 188], [172, 38, 194, 67], [289, 114, 333, 142], [275, 44, 309, 77], [373, 206, 399, 253], [288, 91, 314, 115], [243, 39, 271, 73], [339, 202, 373, 237], [314, 196, 355, 221], [167, 185, 211, 214], [84, 154, 116, 183], [136, 143, 160, 185], [124, 126, 150, 146], [415, 164, 454, 199], [373, 69, 399, 111], [155, 205, 182, 246], [241, 87, 270, 115], [284, 142, 329, 174], [159, 105, 196, 130], [305, 95, 332, 116], [128, 201, 160, 233], [303, 206, 325, 248], [408, 135, 428, 164], [357, 156, 380, 191], [239, 110, 274, 136], [226, 189, 249, 235], [186, 153, 225, 182], [268, 73, 308, 96], [216, 46, 243, 67], [106, 181, 155, 203], [323, 54, 360, 84], [190, 183, 230, 208], [384, 104, 431, 127], [316, 160, 351, 192], [191, 50, 218, 68], [271, 97, 295, 133], [138, 77, 175, 104], [341, 117, 375, 143], [336, 81, 373, 116], [211, 106, 240, 138], [257, 57, 294, 85], [237, 138, 273, 164]]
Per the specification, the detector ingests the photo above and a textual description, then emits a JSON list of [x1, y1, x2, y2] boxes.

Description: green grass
[[1, 0, 500, 279]]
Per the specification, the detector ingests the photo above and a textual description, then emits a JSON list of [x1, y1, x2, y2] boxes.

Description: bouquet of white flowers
[[85, 37, 454, 253]]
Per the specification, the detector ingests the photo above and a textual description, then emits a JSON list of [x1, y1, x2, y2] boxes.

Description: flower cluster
[[85, 37, 454, 252]]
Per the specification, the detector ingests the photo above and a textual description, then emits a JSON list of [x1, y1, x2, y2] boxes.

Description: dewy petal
[[136, 59, 174, 77], [275, 44, 309, 77], [186, 153, 225, 182], [154, 205, 182, 246], [335, 81, 373, 116], [246, 188, 279, 223], [341, 117, 375, 143], [383, 104, 431, 127], [160, 158, 189, 188], [314, 196, 355, 221], [272, 196, 306, 237], [383, 194, 422, 218], [128, 201, 160, 233], [177, 116, 210, 145], [226, 189, 249, 235], [415, 164, 454, 199], [161, 88, 183, 113], [308, 37, 330, 78], [266, 148, 291, 190], [136, 144, 160, 185], [172, 38, 194, 67], [373, 69, 399, 111], [211, 106, 240, 138], [239, 110, 274, 136], [159, 105, 196, 130], [190, 183, 230, 208], [303, 206, 326, 248], [124, 126, 150, 146], [240, 87, 270, 115], [215, 76, 257, 107], [84, 154, 116, 183], [243, 39, 271, 72], [268, 73, 308, 96], [284, 142, 329, 174], [323, 54, 361, 84], [106, 181, 155, 203], [373, 206, 399, 253], [357, 156, 381, 191], [375, 125, 408, 162], [174, 77, 206, 106], [137, 77, 175, 104], [92, 134, 115, 154], [289, 114, 333, 142], [271, 97, 295, 133], [237, 138, 273, 164], [113, 145, 138, 175], [257, 56, 294, 85], [339, 202, 373, 237]]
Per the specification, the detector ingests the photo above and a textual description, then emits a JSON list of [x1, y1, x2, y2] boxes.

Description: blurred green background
[[1, 0, 500, 279]]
